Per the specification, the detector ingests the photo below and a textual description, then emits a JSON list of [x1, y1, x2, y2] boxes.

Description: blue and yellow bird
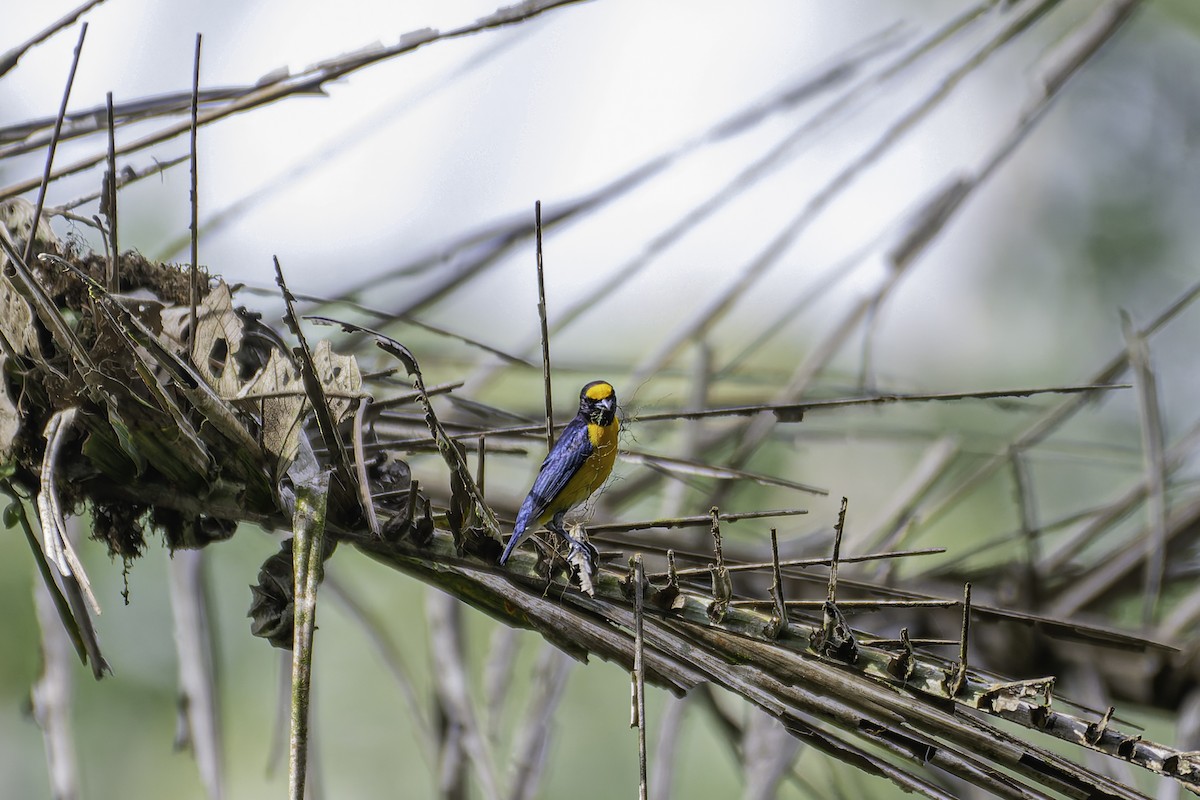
[[499, 380, 619, 566]]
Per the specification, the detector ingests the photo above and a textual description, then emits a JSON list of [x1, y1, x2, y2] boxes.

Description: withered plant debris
[[5, 197, 1200, 797]]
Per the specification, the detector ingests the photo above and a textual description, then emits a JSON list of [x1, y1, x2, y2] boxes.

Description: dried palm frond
[[6, 1, 1200, 799]]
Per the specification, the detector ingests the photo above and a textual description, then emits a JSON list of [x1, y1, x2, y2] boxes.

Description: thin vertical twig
[[632, 554, 648, 800], [958, 583, 971, 669], [104, 91, 119, 291], [24, 23, 88, 266], [188, 33, 202, 350], [535, 201, 553, 452]]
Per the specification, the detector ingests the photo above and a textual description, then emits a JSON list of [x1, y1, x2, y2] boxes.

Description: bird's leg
[[550, 514, 598, 577]]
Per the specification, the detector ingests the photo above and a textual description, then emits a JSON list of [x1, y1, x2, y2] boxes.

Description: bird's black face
[[579, 380, 616, 426]]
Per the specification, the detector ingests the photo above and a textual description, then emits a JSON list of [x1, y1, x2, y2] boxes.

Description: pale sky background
[[4, 0, 1155, 379], [3, 1, 1195, 400]]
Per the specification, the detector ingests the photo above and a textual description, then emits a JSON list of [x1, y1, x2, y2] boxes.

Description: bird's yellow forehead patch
[[584, 382, 614, 401]]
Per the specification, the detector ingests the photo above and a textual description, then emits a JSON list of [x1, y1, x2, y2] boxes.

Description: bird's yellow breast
[[587, 417, 620, 476], [536, 418, 619, 525]]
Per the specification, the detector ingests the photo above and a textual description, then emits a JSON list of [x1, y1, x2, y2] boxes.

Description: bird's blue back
[[512, 414, 593, 536]]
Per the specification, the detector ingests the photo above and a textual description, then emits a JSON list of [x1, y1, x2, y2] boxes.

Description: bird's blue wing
[[522, 416, 593, 526], [500, 417, 593, 564]]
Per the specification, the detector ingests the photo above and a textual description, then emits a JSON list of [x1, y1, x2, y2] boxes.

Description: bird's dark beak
[[591, 395, 616, 425]]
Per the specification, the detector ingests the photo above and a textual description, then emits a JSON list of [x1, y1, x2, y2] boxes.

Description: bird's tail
[[501, 495, 540, 565], [499, 521, 529, 565]]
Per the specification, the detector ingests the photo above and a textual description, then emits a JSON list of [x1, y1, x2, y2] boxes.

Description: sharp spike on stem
[[943, 582, 972, 697], [768, 527, 788, 638], [886, 626, 916, 682], [1085, 706, 1115, 745], [407, 480, 419, 528], [706, 507, 731, 621], [709, 506, 724, 568], [827, 496, 848, 604]]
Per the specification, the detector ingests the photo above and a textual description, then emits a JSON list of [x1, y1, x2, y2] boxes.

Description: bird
[[499, 380, 619, 567]]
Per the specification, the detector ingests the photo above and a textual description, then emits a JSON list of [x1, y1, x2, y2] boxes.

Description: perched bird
[[499, 380, 619, 566]]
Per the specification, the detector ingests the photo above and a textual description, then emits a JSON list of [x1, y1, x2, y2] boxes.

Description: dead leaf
[[238, 349, 305, 472], [310, 338, 362, 424], [190, 283, 244, 398]]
